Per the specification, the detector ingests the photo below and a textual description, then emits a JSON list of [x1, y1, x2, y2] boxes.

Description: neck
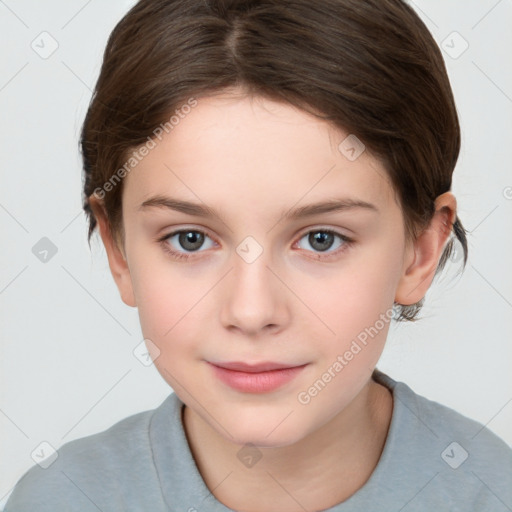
[[182, 378, 393, 512]]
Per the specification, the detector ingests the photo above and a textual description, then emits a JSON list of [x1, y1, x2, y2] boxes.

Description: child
[[5, 0, 512, 510]]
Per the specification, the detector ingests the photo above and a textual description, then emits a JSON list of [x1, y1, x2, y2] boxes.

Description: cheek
[[299, 255, 399, 336], [132, 266, 209, 385], [129, 250, 207, 342], [292, 250, 400, 381], [128, 228, 402, 356]]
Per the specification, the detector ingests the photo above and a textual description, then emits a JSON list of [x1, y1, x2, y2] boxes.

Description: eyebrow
[[138, 195, 378, 220]]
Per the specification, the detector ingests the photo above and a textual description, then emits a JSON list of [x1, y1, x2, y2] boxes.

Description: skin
[[89, 88, 456, 511]]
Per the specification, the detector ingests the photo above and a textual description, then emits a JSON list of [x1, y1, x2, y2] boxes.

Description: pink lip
[[207, 361, 308, 393], [210, 361, 303, 372]]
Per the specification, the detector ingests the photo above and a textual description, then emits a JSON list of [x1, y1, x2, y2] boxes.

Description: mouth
[[206, 361, 309, 393]]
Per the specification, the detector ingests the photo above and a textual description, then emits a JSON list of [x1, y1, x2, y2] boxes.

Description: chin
[[220, 418, 309, 449]]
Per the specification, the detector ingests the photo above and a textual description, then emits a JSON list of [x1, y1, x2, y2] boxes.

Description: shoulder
[[399, 378, 512, 466], [4, 395, 176, 512], [376, 370, 512, 511]]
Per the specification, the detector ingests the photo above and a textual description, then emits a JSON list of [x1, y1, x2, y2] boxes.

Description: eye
[[157, 227, 354, 262], [294, 228, 354, 258], [158, 229, 216, 261]]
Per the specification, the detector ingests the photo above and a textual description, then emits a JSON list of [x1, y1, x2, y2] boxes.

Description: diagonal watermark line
[[398, 472, 440, 511], [61, 61, 92, 92], [0, 62, 29, 93], [471, 0, 505, 30], [265, 410, 294, 438], [469, 205, 499, 233], [61, 471, 104, 511], [472, 62, 512, 105], [0, 408, 29, 438], [265, 265, 336, 335], [266, 163, 337, 234], [61, 0, 94, 29], [0, 485, 16, 506], [408, 1, 439, 29], [404, 266, 436, 301], [471, 396, 512, 440], [163, 368, 234, 440], [0, 1, 29, 28], [0, 265, 28, 295], [60, 265, 132, 335], [470, 470, 512, 511], [164, 164, 234, 234], [61, 369, 132, 439], [164, 267, 234, 337], [265, 470, 309, 512], [393, 393, 439, 439], [60, 211, 83, 233], [471, 265, 512, 309], [0, 202, 29, 232], [198, 471, 234, 506]]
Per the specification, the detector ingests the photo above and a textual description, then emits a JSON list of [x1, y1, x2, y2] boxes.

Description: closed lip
[[208, 361, 307, 373]]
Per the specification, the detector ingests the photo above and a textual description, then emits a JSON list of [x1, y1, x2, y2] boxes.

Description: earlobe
[[89, 196, 137, 308], [395, 192, 457, 306]]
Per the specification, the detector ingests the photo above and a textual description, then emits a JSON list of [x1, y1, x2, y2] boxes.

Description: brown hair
[[80, 0, 468, 321]]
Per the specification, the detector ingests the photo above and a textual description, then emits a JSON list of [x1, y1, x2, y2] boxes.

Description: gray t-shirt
[[5, 369, 512, 511]]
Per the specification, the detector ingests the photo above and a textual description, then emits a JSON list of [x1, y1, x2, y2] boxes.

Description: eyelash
[[157, 227, 354, 262]]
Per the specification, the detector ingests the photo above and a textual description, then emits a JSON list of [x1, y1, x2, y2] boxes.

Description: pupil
[[310, 232, 333, 252], [180, 231, 203, 251]]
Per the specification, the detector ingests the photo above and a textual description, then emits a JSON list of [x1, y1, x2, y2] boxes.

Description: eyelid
[[157, 224, 352, 243], [293, 226, 354, 255], [295, 224, 352, 238], [157, 224, 355, 260], [156, 225, 219, 244]]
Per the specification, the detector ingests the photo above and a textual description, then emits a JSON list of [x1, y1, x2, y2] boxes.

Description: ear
[[395, 191, 457, 306], [89, 196, 136, 307]]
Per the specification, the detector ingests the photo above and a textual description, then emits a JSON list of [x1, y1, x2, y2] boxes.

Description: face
[[116, 90, 412, 447]]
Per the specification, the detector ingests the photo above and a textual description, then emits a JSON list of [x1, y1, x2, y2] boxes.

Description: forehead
[[122, 93, 396, 219]]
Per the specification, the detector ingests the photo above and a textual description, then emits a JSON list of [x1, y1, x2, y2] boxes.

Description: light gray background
[[1, 0, 511, 507]]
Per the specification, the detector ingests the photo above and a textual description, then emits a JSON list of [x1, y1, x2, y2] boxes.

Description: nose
[[219, 247, 290, 337]]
